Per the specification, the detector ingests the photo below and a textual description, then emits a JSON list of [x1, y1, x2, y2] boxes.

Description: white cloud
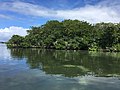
[[0, 26, 28, 41], [0, 1, 54, 17], [56, 5, 120, 23], [0, 1, 120, 23]]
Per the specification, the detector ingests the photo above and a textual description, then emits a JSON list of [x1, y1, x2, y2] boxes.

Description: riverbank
[[6, 43, 120, 52]]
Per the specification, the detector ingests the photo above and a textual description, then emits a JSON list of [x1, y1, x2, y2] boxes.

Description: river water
[[0, 44, 120, 90]]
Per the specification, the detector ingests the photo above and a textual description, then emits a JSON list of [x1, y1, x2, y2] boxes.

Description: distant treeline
[[0, 42, 6, 44], [7, 20, 120, 52]]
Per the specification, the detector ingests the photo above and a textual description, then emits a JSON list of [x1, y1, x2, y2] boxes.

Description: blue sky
[[0, 0, 101, 28], [0, 0, 120, 41]]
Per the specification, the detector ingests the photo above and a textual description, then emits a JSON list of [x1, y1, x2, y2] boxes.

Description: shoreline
[[6, 44, 120, 52]]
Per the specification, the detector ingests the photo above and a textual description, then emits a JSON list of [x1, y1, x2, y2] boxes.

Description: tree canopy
[[7, 20, 120, 52]]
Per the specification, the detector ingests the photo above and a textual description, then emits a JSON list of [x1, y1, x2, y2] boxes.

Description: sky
[[0, 0, 120, 41]]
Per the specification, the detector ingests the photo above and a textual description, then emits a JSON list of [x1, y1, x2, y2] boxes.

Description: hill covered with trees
[[7, 20, 120, 52]]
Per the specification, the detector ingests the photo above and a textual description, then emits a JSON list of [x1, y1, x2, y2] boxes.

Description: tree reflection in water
[[10, 48, 120, 78]]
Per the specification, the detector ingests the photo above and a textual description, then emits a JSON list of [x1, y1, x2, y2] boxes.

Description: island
[[6, 20, 120, 52]]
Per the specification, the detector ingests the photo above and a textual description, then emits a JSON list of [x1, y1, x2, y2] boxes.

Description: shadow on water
[[9, 48, 120, 78]]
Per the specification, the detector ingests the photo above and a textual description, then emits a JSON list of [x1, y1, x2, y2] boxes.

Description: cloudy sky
[[0, 0, 120, 41]]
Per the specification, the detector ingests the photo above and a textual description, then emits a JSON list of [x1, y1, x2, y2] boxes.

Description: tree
[[8, 35, 24, 47], [7, 20, 120, 51]]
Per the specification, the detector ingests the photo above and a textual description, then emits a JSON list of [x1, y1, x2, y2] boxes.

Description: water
[[0, 44, 120, 90]]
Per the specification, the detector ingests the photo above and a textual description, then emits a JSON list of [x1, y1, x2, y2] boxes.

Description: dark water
[[0, 44, 120, 90]]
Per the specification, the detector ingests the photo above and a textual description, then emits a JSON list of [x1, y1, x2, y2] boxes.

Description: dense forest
[[7, 20, 120, 52]]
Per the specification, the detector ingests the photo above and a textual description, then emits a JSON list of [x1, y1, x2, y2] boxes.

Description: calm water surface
[[0, 44, 120, 90]]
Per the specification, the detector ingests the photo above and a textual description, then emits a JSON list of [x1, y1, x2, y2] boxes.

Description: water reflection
[[10, 48, 120, 78]]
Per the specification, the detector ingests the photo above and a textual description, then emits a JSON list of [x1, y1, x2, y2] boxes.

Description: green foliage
[[54, 39, 67, 49], [7, 20, 120, 51], [20, 42, 31, 48], [111, 44, 120, 52], [7, 35, 24, 47], [88, 42, 99, 51]]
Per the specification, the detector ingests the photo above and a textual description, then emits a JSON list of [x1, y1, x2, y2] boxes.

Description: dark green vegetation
[[7, 20, 120, 51], [10, 48, 120, 77], [0, 42, 6, 44]]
